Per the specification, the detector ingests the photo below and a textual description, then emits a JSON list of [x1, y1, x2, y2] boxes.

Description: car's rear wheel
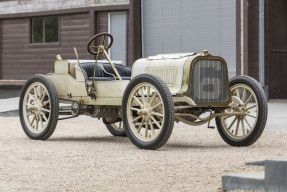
[[19, 75, 59, 140], [215, 76, 268, 146], [104, 121, 126, 137], [122, 74, 174, 150]]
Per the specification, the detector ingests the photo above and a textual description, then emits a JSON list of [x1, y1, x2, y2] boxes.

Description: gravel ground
[[0, 117, 286, 192]]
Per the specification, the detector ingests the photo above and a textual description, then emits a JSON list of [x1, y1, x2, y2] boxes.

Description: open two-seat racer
[[19, 32, 268, 150]]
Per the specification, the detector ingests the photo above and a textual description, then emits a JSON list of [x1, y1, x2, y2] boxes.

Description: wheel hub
[[29, 101, 43, 114], [138, 107, 152, 120]]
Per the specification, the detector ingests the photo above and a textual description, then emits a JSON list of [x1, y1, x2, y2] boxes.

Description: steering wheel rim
[[87, 32, 113, 55]]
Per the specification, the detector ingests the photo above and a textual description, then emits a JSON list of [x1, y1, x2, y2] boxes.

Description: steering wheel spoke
[[89, 46, 99, 49]]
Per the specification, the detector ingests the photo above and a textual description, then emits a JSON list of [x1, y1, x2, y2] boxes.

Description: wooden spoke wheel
[[122, 74, 174, 150], [19, 75, 59, 140], [216, 76, 268, 146]]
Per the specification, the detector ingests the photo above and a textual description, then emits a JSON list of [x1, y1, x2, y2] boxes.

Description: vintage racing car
[[19, 33, 268, 150]]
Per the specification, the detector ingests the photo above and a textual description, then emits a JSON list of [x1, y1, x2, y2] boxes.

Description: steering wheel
[[87, 32, 113, 55]]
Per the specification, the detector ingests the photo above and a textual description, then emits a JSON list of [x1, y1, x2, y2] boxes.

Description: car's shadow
[[48, 135, 129, 144], [47, 136, 230, 150], [165, 142, 229, 149]]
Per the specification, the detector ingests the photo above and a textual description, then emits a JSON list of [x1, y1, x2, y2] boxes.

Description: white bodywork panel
[[47, 73, 129, 105], [132, 52, 202, 95], [49, 59, 128, 106]]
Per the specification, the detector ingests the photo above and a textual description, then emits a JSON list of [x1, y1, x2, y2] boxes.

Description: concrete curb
[[246, 160, 265, 166], [0, 110, 19, 117], [222, 158, 287, 192], [222, 172, 265, 191]]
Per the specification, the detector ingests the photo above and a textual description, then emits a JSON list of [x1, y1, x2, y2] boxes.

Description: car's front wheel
[[19, 75, 59, 140], [215, 76, 268, 146], [122, 74, 174, 150]]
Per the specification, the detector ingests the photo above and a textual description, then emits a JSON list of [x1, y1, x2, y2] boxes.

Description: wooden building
[[0, 0, 286, 99], [0, 0, 141, 80]]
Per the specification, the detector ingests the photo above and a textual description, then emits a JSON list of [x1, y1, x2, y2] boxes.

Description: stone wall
[[0, 0, 129, 15]]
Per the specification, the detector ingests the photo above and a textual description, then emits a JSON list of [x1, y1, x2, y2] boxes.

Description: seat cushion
[[80, 62, 131, 81]]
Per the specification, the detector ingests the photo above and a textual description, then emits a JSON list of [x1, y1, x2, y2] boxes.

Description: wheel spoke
[[246, 104, 256, 111], [130, 107, 140, 112], [241, 119, 246, 135], [36, 86, 42, 100], [139, 87, 146, 105], [227, 117, 237, 130], [132, 115, 142, 123], [26, 112, 33, 117], [40, 91, 47, 102], [33, 87, 38, 100], [151, 116, 162, 129], [242, 88, 246, 102], [146, 86, 150, 103], [235, 119, 240, 135], [246, 114, 257, 118], [137, 119, 144, 133], [244, 117, 252, 129], [151, 112, 163, 117], [41, 112, 48, 122], [245, 94, 253, 105], [43, 100, 50, 106], [132, 96, 143, 108], [223, 115, 233, 120], [151, 102, 163, 110], [119, 121, 122, 129], [236, 89, 240, 97], [28, 93, 36, 101], [145, 121, 148, 137], [39, 114, 44, 129], [149, 120, 155, 135], [35, 115, 39, 130], [149, 92, 157, 105], [30, 115, 36, 125], [41, 108, 50, 113]]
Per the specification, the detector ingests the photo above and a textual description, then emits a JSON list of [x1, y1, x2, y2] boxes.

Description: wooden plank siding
[[247, 0, 259, 81], [95, 11, 109, 60], [266, 0, 287, 98], [1, 12, 91, 80]]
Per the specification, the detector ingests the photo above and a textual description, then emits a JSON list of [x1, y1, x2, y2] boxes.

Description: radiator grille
[[146, 67, 176, 86], [190, 59, 228, 103]]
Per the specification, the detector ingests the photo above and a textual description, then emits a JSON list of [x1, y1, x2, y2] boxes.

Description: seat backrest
[[81, 62, 131, 78]]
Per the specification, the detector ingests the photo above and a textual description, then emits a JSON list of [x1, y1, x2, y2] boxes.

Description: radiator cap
[[203, 49, 209, 56]]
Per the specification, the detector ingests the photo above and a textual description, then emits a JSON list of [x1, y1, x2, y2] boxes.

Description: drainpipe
[[259, 0, 265, 88]]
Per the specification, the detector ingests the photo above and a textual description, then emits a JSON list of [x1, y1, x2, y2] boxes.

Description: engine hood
[[132, 52, 204, 95]]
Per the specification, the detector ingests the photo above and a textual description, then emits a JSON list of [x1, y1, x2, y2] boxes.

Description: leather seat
[[80, 62, 131, 81]]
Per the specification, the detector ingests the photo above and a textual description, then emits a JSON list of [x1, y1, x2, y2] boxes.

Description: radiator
[[190, 59, 228, 103]]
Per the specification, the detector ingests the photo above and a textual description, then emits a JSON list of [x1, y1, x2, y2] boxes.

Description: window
[[30, 16, 58, 44]]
